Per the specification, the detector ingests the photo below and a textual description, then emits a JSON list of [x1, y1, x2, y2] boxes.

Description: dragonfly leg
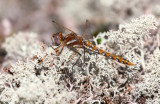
[[49, 44, 64, 56], [83, 47, 86, 64], [69, 48, 82, 70]]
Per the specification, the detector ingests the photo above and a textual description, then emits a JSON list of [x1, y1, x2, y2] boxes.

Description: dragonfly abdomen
[[83, 41, 134, 66]]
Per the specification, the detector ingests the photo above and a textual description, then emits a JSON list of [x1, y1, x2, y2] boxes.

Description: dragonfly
[[51, 20, 134, 69]]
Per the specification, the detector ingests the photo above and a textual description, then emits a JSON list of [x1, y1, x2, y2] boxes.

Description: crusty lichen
[[0, 15, 160, 103]]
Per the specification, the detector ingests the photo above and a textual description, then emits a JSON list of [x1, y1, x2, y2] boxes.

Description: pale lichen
[[0, 15, 160, 103]]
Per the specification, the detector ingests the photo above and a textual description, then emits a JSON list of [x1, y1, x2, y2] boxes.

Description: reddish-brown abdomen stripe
[[99, 49, 104, 54], [106, 52, 110, 57], [92, 45, 96, 52], [118, 57, 123, 63], [112, 54, 117, 60], [123, 60, 127, 64], [86, 41, 91, 47], [123, 59, 134, 66], [126, 61, 134, 66]]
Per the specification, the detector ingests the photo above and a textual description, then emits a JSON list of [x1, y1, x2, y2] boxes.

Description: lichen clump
[[0, 15, 160, 103]]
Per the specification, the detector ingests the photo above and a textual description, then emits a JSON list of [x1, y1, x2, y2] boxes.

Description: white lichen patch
[[0, 15, 160, 103], [0, 46, 77, 104]]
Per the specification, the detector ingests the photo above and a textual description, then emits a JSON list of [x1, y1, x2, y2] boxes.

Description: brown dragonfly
[[51, 21, 134, 69]]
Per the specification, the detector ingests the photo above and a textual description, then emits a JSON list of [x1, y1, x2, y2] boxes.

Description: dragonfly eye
[[52, 33, 63, 45]]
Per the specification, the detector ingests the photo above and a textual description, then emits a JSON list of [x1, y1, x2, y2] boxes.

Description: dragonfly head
[[51, 32, 64, 45]]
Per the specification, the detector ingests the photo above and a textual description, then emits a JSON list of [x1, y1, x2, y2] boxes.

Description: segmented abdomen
[[83, 41, 134, 66]]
